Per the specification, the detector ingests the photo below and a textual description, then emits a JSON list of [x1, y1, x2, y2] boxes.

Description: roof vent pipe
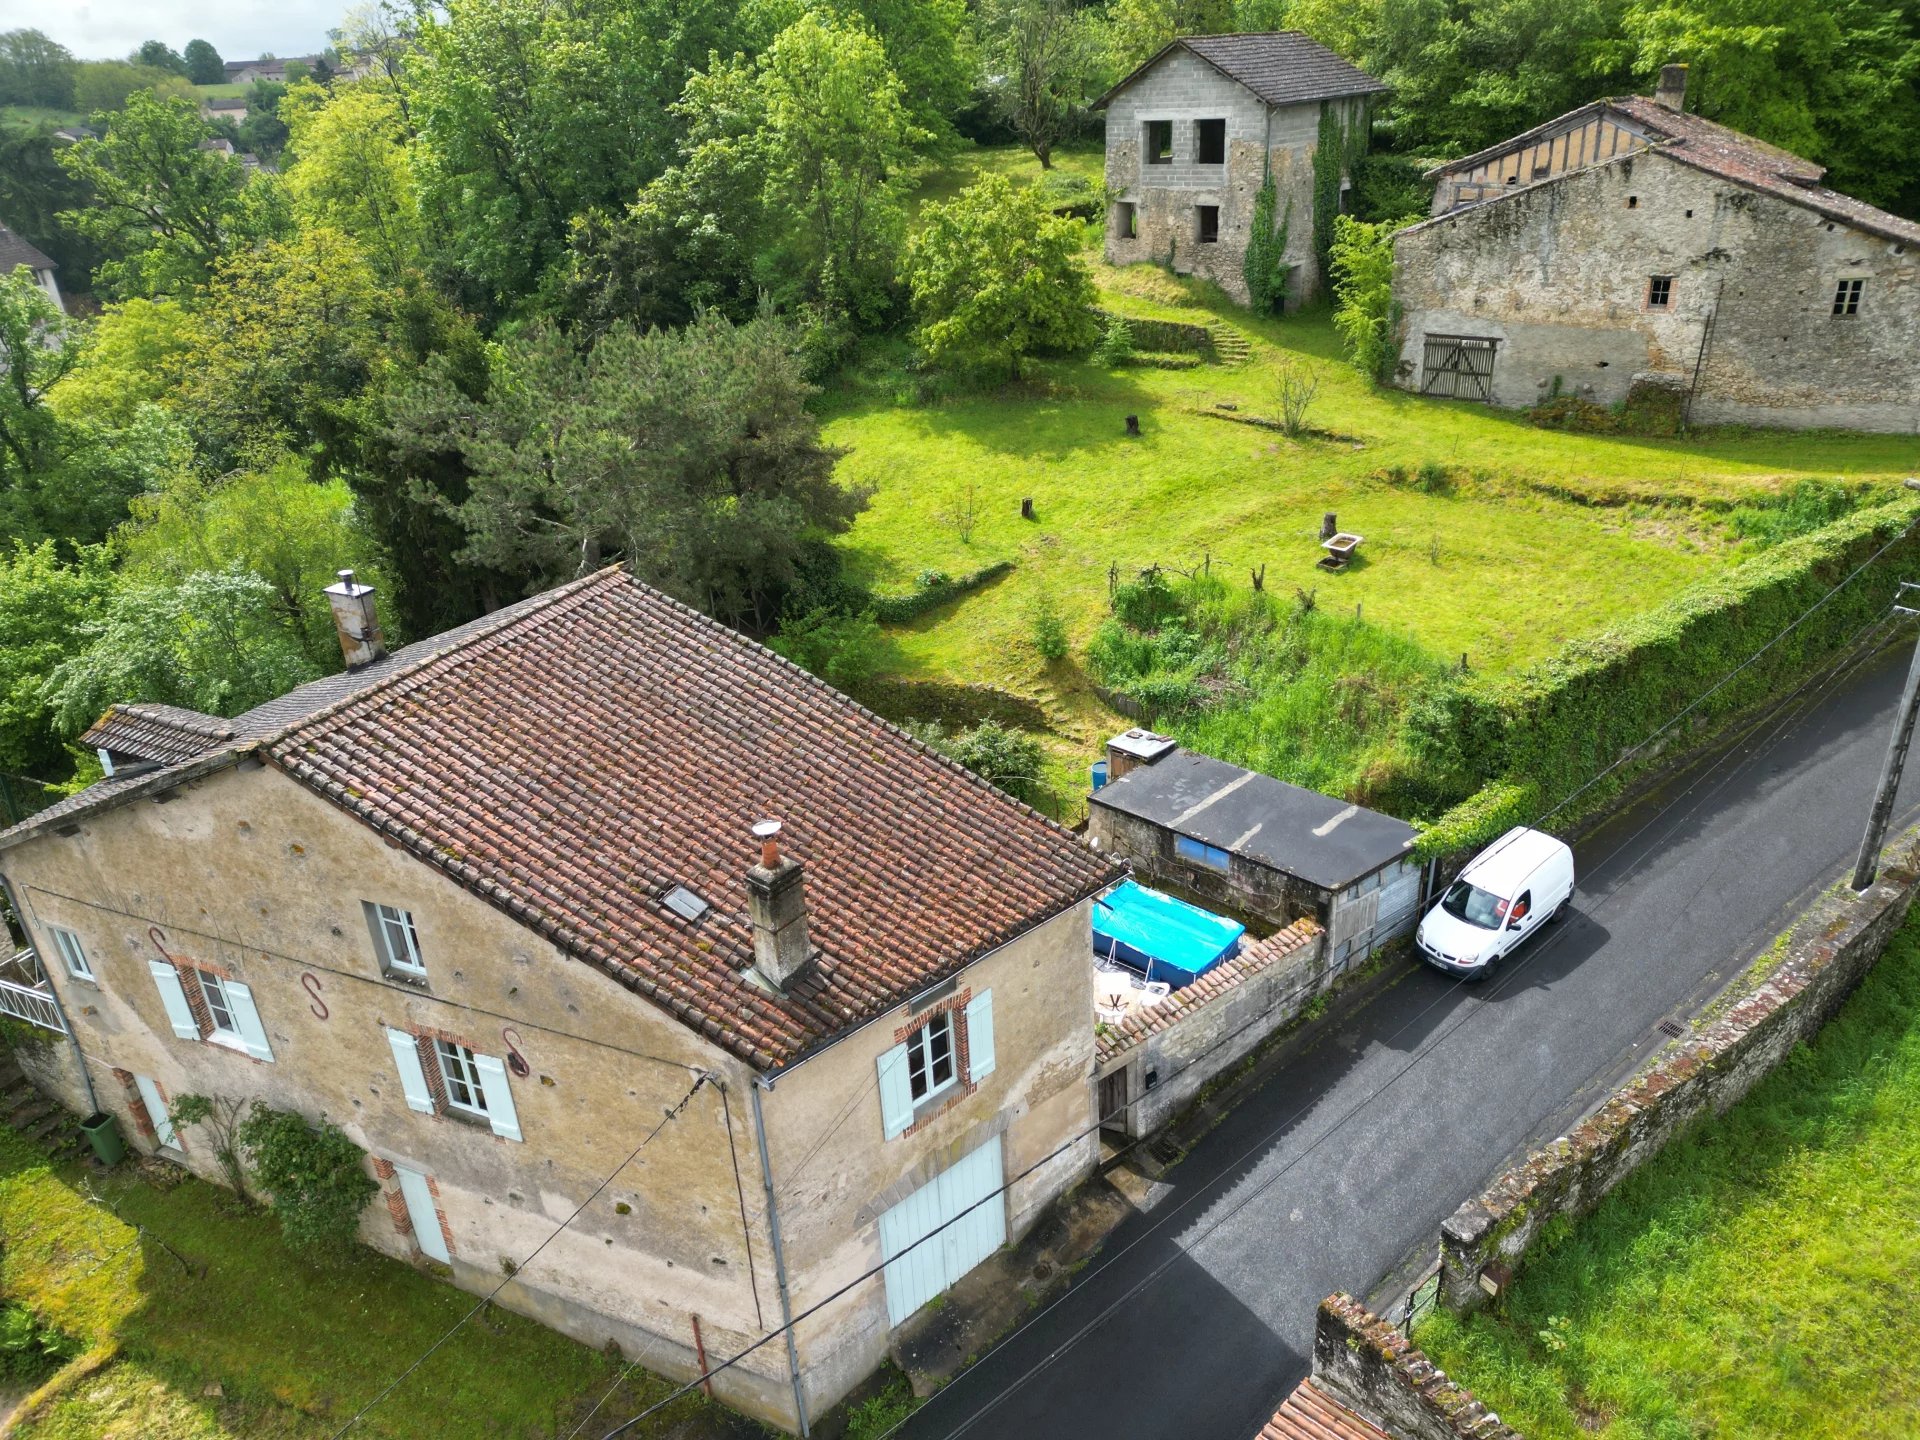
[[323, 569, 387, 669], [746, 820, 813, 992], [1654, 63, 1687, 113]]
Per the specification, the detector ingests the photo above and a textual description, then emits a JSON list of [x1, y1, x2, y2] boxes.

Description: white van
[[1415, 826, 1575, 979]]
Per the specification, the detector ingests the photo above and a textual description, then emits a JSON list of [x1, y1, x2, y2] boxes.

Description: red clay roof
[[1259, 1379, 1395, 1440], [265, 568, 1121, 1068], [82, 704, 236, 768]]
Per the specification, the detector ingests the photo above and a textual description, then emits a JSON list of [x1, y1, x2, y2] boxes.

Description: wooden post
[[1021, 497, 1035, 521], [1321, 512, 1338, 541]]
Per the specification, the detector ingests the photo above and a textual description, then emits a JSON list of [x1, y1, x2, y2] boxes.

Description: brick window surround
[[370, 1156, 457, 1259], [892, 989, 976, 1137]]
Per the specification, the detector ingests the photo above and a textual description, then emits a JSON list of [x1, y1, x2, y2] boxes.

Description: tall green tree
[[0, 267, 81, 535], [56, 92, 288, 299], [978, 0, 1107, 169], [134, 41, 189, 76], [0, 29, 76, 107], [385, 310, 865, 628], [281, 79, 422, 284], [904, 172, 1098, 377], [183, 39, 225, 85], [0, 542, 114, 779], [71, 60, 194, 114]]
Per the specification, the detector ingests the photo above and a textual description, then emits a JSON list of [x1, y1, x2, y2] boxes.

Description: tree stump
[[1321, 512, 1338, 541], [1125, 414, 1140, 436], [1021, 497, 1035, 521]]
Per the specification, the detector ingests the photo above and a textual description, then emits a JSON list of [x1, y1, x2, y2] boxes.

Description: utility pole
[[1852, 573, 1920, 892]]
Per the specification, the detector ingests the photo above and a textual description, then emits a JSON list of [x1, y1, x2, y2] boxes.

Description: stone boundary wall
[[1095, 918, 1322, 1136], [1440, 824, 1920, 1313], [1311, 1292, 1522, 1440], [1091, 309, 1217, 357]]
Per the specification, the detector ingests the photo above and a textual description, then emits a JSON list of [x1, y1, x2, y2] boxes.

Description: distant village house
[[1394, 65, 1920, 433], [0, 223, 62, 313], [1096, 32, 1387, 308]]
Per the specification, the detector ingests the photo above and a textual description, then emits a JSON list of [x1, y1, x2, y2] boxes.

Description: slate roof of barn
[[1093, 32, 1387, 111], [14, 568, 1122, 1068], [0, 224, 54, 275]]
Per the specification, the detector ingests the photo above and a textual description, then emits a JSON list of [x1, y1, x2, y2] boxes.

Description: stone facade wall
[[1393, 149, 1920, 432], [1102, 51, 1341, 305], [1439, 824, 1920, 1313], [1093, 918, 1322, 1137], [1311, 1293, 1522, 1440], [0, 761, 1102, 1432]]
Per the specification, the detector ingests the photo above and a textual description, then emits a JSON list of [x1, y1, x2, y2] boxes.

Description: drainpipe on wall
[[0, 873, 99, 1116], [750, 1075, 811, 1437]]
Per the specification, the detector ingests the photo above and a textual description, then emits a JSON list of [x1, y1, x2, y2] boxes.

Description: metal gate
[[878, 1135, 1005, 1327], [1420, 335, 1498, 400]]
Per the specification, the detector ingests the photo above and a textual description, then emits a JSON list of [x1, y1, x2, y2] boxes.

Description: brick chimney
[[1654, 63, 1687, 113], [745, 820, 813, 991], [323, 569, 386, 669]]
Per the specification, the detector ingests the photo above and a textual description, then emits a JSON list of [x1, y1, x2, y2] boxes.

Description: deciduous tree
[[0, 29, 76, 108], [183, 39, 225, 86], [978, 0, 1106, 170]]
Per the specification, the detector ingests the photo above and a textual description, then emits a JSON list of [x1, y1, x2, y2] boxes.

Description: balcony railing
[[0, 948, 64, 1034]]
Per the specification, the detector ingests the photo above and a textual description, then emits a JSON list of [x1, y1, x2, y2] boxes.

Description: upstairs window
[[1647, 275, 1673, 309], [1145, 119, 1173, 164], [435, 1039, 490, 1118], [1833, 277, 1864, 315], [199, 970, 241, 1041], [1196, 118, 1226, 165], [906, 1011, 957, 1105], [1197, 205, 1220, 244], [49, 926, 92, 981], [365, 902, 425, 978]]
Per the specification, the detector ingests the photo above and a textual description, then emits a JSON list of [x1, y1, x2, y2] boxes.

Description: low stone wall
[[1091, 309, 1217, 357], [1440, 824, 1920, 1312], [1311, 1293, 1521, 1440], [1094, 918, 1322, 1137]]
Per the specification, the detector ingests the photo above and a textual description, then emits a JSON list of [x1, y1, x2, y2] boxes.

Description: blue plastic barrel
[[1091, 759, 1109, 791]]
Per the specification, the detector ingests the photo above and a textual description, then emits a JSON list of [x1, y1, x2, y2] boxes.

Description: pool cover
[[1092, 880, 1244, 987]]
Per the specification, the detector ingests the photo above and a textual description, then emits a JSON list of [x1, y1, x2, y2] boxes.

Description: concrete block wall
[[1440, 824, 1920, 1313]]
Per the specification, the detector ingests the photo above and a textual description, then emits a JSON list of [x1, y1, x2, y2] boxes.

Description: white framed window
[[365, 902, 425, 977], [199, 970, 242, 1042], [48, 926, 92, 981], [436, 1039, 489, 1118], [906, 1011, 958, 1106]]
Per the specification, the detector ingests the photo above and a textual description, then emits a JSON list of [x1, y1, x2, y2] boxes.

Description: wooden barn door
[[1420, 335, 1498, 401]]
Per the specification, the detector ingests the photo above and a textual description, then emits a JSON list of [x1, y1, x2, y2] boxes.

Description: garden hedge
[[870, 561, 1015, 622], [1414, 494, 1920, 856]]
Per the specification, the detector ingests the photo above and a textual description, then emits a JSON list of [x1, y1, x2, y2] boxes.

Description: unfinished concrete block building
[[1096, 33, 1386, 307], [1394, 66, 1920, 432]]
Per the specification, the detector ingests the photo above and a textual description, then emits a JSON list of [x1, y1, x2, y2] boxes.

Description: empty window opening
[[1115, 201, 1137, 239], [1533, 163, 1550, 180], [436, 1039, 490, 1117], [907, 1011, 957, 1105], [1145, 120, 1173, 164], [1196, 205, 1220, 244], [1627, 195, 1639, 209], [1647, 275, 1674, 309], [1833, 277, 1864, 315], [1196, 118, 1225, 165], [1685, 209, 1694, 218], [1505, 174, 1518, 185]]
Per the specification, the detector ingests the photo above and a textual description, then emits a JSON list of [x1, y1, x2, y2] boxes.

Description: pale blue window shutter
[[224, 980, 275, 1062], [877, 1043, 913, 1139], [147, 960, 200, 1039], [965, 991, 996, 1082], [385, 1027, 435, 1113], [473, 1052, 522, 1141]]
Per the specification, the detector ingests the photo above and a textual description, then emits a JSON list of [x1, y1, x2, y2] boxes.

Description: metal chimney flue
[[323, 569, 387, 669]]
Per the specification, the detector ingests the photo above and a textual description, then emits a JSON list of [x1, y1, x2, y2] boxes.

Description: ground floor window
[[1196, 205, 1220, 244], [435, 1039, 489, 1117], [1115, 201, 1137, 240]]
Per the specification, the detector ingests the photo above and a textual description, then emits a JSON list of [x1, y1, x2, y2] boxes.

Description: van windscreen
[[1441, 880, 1508, 930]]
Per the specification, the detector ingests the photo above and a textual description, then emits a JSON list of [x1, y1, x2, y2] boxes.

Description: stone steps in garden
[[1206, 323, 1254, 366]]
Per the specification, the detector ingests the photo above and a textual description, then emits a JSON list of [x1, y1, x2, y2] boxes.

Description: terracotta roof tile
[[81, 703, 236, 767], [1096, 918, 1321, 1065], [263, 568, 1122, 1068], [1258, 1379, 1395, 1440]]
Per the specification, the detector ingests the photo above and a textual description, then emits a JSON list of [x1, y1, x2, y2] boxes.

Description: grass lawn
[[1415, 909, 1920, 1439], [192, 83, 252, 99], [823, 144, 1920, 803], [0, 1122, 723, 1439], [0, 105, 84, 134]]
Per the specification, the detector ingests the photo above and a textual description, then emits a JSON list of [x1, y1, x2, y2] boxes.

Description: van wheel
[[1548, 899, 1570, 924]]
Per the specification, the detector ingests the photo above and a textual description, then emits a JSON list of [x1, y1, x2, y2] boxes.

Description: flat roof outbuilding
[[1091, 750, 1417, 891]]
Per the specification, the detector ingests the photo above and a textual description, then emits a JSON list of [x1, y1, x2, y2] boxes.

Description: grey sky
[[44, 2, 349, 65]]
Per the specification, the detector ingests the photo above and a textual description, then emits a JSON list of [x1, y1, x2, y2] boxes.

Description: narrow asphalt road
[[899, 634, 1920, 1440]]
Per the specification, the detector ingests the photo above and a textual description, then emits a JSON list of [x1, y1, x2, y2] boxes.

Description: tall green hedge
[[1413, 495, 1920, 855]]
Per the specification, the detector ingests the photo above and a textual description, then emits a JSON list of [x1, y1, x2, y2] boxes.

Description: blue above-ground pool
[[1093, 880, 1244, 988]]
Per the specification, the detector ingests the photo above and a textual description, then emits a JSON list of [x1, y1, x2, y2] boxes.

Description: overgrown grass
[[822, 146, 1920, 817], [0, 1127, 713, 1438], [1417, 909, 1920, 1439]]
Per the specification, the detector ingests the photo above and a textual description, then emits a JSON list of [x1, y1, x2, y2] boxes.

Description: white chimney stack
[[323, 569, 387, 669]]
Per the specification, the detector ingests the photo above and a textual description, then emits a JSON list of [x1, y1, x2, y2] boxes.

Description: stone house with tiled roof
[[1394, 65, 1920, 432], [1096, 33, 1388, 307], [0, 567, 1121, 1431]]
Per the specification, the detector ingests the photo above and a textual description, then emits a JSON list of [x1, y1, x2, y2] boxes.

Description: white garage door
[[878, 1135, 1005, 1328]]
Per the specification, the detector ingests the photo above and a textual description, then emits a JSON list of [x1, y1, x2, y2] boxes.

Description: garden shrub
[[237, 1102, 379, 1255], [1092, 316, 1134, 367], [1349, 153, 1433, 222], [1031, 598, 1069, 660], [0, 1303, 78, 1380], [1329, 214, 1413, 382], [770, 607, 889, 687], [868, 560, 1015, 621], [1109, 569, 1182, 630], [910, 719, 1048, 806]]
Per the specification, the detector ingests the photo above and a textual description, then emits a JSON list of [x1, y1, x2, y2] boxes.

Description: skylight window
[[663, 885, 709, 921]]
